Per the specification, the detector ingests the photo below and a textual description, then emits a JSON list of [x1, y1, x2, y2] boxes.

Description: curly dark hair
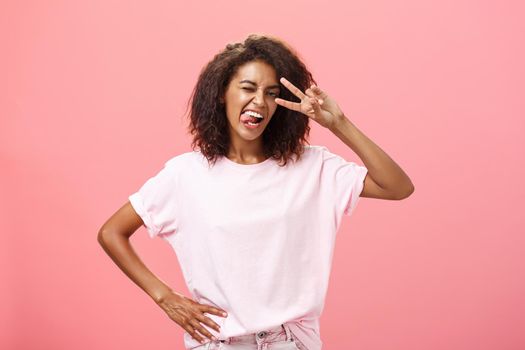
[[185, 34, 316, 167]]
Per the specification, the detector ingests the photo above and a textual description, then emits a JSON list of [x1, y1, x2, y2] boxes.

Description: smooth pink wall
[[2, 1, 524, 349]]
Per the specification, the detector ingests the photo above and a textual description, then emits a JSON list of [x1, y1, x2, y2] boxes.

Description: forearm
[[329, 115, 414, 197], [98, 232, 176, 303]]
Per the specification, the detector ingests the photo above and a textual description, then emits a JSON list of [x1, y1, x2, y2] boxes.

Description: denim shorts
[[190, 323, 308, 350]]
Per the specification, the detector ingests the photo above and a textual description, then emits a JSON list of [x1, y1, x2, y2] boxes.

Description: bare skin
[[97, 202, 227, 345], [98, 60, 414, 347], [97, 61, 278, 346], [222, 59, 280, 164], [98, 60, 281, 346], [275, 77, 414, 200]]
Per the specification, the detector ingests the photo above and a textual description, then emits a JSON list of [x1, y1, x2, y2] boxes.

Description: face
[[222, 60, 280, 143]]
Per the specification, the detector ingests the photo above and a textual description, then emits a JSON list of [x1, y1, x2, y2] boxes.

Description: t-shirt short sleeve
[[128, 159, 179, 239], [319, 146, 368, 217]]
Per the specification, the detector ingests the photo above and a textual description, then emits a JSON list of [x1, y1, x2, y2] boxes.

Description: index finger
[[202, 305, 228, 317], [280, 77, 306, 100]]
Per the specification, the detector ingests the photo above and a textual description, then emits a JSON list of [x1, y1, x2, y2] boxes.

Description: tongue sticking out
[[240, 113, 260, 124]]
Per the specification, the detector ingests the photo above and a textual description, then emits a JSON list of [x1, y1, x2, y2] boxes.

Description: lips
[[240, 114, 259, 124], [240, 109, 264, 125]]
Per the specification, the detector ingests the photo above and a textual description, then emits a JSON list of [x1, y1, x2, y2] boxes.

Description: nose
[[252, 89, 265, 106]]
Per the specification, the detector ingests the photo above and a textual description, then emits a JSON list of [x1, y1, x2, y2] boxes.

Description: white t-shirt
[[128, 145, 368, 350]]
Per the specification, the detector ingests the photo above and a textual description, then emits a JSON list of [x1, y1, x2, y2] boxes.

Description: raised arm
[[275, 77, 414, 200], [329, 117, 414, 200]]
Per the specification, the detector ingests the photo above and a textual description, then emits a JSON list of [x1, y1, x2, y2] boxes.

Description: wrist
[[150, 285, 175, 304], [329, 113, 349, 132]]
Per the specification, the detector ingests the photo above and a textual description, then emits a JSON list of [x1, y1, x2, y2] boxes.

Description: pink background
[[2, 0, 524, 349]]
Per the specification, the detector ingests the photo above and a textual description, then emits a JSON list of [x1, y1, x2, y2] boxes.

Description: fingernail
[[222, 312, 228, 316], [212, 336, 217, 341]]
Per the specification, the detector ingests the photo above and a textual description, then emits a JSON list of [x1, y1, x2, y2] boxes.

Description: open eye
[[267, 91, 279, 98]]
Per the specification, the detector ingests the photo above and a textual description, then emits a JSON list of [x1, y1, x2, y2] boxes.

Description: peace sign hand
[[275, 77, 345, 130]]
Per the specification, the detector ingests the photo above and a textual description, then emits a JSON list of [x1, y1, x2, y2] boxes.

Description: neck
[[227, 137, 266, 164]]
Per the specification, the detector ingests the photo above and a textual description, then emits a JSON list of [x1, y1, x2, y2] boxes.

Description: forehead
[[232, 60, 278, 85]]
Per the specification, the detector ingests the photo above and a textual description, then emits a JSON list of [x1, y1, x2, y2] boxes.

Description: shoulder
[[302, 144, 333, 161], [305, 144, 352, 162], [287, 145, 332, 169], [304, 144, 329, 154], [164, 150, 202, 168]]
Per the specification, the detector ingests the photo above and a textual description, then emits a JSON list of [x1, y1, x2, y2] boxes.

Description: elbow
[[98, 227, 130, 247], [97, 228, 118, 247], [97, 229, 109, 247], [396, 182, 415, 200]]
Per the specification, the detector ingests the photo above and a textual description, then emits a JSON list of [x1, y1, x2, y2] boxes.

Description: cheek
[[225, 106, 238, 123], [268, 101, 279, 117]]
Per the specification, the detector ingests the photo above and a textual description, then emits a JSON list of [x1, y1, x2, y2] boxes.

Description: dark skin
[[98, 67, 414, 348], [97, 61, 281, 347], [275, 77, 414, 200], [97, 203, 227, 345]]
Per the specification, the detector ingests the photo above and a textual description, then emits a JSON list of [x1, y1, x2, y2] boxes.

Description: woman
[[98, 34, 414, 350]]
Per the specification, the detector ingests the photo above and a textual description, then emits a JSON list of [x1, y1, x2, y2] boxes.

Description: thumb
[[307, 87, 324, 105], [310, 97, 323, 115], [311, 85, 327, 99]]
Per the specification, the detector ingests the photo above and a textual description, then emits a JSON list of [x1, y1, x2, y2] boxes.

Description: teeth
[[244, 110, 264, 119]]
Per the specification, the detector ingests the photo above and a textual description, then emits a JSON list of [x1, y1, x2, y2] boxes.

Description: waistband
[[218, 323, 294, 345]]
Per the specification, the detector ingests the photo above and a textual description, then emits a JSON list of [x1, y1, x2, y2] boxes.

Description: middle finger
[[190, 318, 217, 341], [198, 313, 221, 332], [280, 77, 306, 100]]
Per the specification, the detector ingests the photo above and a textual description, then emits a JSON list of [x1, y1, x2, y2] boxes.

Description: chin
[[238, 123, 266, 138], [240, 132, 263, 141]]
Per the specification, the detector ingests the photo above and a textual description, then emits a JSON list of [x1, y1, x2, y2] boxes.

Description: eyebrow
[[239, 80, 280, 90]]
